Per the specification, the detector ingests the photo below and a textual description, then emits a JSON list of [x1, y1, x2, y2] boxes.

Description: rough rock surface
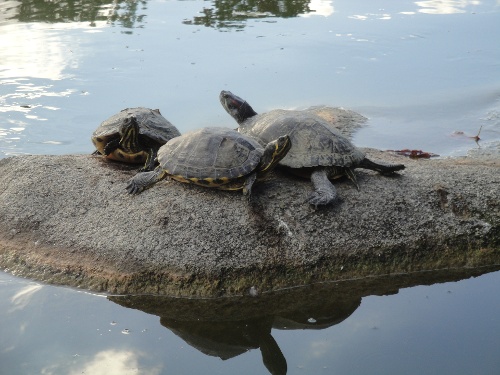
[[0, 148, 498, 296]]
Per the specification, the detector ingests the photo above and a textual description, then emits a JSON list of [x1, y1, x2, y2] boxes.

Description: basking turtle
[[126, 127, 291, 196], [92, 107, 181, 171], [220, 91, 405, 206]]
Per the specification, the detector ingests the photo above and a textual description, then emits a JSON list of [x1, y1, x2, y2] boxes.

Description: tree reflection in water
[[183, 0, 312, 30], [2, 0, 320, 31], [2, 0, 147, 29]]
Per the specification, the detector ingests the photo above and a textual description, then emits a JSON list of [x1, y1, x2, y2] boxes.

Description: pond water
[[2, 268, 500, 375], [1, 0, 499, 158], [1, 0, 499, 374]]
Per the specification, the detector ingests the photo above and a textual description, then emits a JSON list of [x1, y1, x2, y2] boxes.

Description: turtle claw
[[308, 189, 337, 207], [125, 179, 143, 195], [125, 169, 164, 195]]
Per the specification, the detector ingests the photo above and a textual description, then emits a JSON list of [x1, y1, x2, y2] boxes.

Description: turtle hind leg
[[309, 168, 338, 207], [358, 158, 405, 175], [326, 166, 360, 191], [126, 167, 167, 194], [344, 167, 360, 191]]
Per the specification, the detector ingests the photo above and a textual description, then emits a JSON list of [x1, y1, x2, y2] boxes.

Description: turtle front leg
[[242, 172, 257, 199], [126, 167, 167, 194], [344, 167, 360, 191], [139, 147, 158, 172], [309, 168, 337, 206], [103, 138, 120, 155]]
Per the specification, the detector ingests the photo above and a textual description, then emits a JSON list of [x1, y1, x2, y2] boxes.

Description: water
[[1, 1, 499, 374], [1, 268, 500, 375], [1, 0, 499, 158]]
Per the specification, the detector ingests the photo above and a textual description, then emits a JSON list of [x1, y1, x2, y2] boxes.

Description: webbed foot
[[126, 178, 145, 194], [308, 189, 337, 207], [125, 168, 165, 195]]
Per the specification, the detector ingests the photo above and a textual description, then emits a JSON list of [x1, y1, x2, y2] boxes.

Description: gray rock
[[0, 150, 498, 296]]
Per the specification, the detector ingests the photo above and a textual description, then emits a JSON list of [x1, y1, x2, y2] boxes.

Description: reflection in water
[[111, 287, 359, 375], [182, 0, 326, 30], [0, 77, 78, 155], [341, 0, 482, 20], [0, 2, 103, 155], [0, 0, 147, 29], [164, 317, 288, 375], [415, 0, 481, 14], [0, 22, 83, 80], [0, 0, 139, 156], [109, 266, 499, 375], [68, 349, 161, 375], [9, 284, 43, 312], [300, 0, 335, 17]]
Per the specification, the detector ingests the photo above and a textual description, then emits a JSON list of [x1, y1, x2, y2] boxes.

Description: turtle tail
[[358, 158, 405, 175]]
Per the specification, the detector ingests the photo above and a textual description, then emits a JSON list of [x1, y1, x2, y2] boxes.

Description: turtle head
[[219, 90, 257, 124], [258, 135, 291, 175], [118, 115, 141, 153]]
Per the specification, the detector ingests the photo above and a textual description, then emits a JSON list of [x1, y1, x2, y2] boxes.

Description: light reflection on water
[[415, 0, 482, 14], [0, 76, 80, 155]]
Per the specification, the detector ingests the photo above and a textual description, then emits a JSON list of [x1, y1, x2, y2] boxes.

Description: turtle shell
[[240, 109, 365, 169], [91, 107, 180, 163], [158, 127, 263, 185]]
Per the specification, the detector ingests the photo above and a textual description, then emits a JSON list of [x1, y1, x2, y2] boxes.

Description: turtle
[[219, 90, 405, 206], [125, 127, 291, 196], [92, 107, 181, 171]]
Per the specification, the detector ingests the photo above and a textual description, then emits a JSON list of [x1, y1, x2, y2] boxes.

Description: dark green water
[[1, 1, 499, 373]]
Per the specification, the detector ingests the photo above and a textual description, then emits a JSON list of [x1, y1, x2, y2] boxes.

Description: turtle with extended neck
[[126, 127, 291, 197], [219, 90, 405, 206]]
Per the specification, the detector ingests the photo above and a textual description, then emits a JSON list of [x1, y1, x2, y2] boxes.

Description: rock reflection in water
[[108, 266, 499, 375]]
